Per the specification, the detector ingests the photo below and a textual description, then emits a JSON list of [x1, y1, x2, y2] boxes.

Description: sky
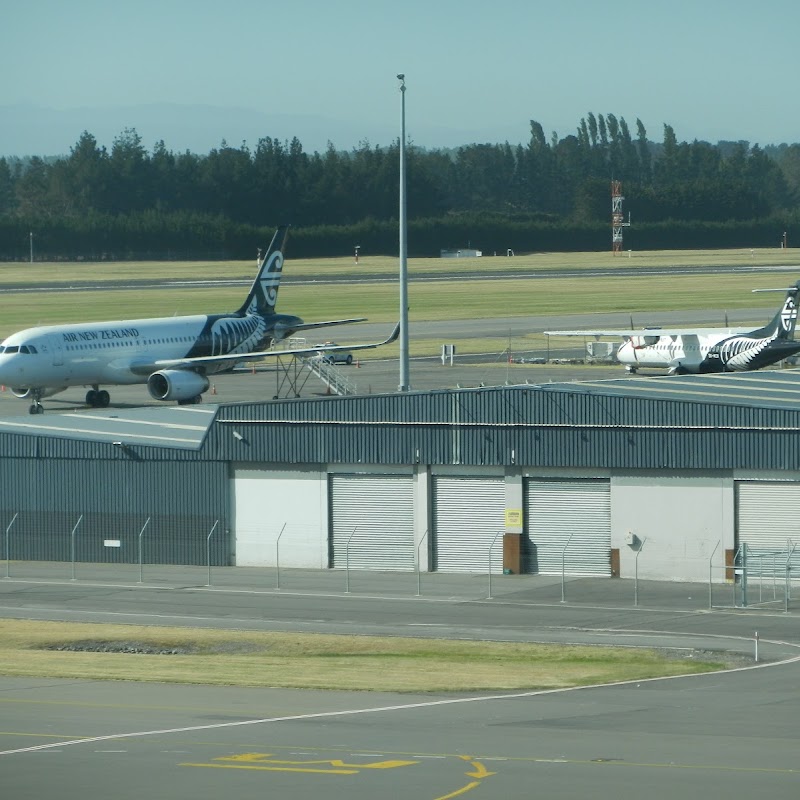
[[1, 0, 799, 157]]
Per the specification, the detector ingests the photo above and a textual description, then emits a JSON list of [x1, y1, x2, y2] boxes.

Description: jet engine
[[147, 370, 209, 402], [11, 386, 66, 399]]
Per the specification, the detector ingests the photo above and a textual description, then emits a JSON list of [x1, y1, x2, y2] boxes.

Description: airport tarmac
[[1, 309, 798, 797], [0, 352, 624, 417], [1, 570, 799, 799]]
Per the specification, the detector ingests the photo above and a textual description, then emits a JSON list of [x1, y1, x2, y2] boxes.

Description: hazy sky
[[1, 0, 798, 155]]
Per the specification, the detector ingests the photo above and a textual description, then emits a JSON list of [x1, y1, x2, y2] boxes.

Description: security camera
[[397, 73, 405, 80]]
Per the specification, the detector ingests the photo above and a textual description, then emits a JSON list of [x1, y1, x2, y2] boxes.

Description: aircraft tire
[[29, 403, 42, 415], [96, 390, 110, 408], [86, 390, 97, 406]]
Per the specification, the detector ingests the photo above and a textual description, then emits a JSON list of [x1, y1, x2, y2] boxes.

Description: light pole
[[397, 73, 410, 392], [29, 231, 33, 264]]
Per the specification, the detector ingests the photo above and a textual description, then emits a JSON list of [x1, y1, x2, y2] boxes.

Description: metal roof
[[0, 404, 217, 450], [542, 368, 800, 411]]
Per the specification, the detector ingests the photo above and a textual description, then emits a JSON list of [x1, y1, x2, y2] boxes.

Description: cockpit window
[[4, 346, 18, 354]]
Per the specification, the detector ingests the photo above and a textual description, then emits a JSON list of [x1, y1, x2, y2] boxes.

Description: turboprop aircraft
[[0, 226, 399, 413], [545, 281, 800, 374]]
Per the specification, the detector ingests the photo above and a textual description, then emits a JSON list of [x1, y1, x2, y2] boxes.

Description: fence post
[[206, 519, 219, 587], [634, 537, 647, 607], [741, 543, 748, 608], [137, 517, 151, 583], [560, 532, 575, 603], [487, 531, 501, 599], [708, 540, 720, 609], [4, 512, 18, 579], [416, 529, 429, 597], [275, 523, 287, 590], [345, 527, 357, 594], [70, 514, 83, 581]]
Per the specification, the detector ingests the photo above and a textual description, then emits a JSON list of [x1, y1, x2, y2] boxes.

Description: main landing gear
[[86, 388, 111, 408]]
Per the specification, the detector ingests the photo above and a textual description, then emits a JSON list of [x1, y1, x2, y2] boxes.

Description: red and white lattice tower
[[611, 180, 630, 253]]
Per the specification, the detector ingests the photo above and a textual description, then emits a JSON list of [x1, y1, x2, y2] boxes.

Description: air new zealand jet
[[0, 226, 398, 413]]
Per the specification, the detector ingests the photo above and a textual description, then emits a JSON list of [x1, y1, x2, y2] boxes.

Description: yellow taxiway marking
[[181, 752, 417, 775], [460, 754, 496, 779]]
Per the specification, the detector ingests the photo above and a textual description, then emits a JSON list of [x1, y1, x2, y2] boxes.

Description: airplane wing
[[544, 328, 751, 338], [291, 317, 367, 332], [152, 323, 400, 370]]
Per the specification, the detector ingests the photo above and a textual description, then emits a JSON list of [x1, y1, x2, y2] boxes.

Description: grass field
[[2, 245, 797, 285], [0, 257, 794, 343], [0, 620, 724, 692]]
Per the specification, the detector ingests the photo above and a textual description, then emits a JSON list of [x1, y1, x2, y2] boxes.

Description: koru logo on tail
[[262, 251, 284, 307], [781, 297, 797, 332]]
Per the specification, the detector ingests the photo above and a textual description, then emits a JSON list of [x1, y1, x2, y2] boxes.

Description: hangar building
[[2, 370, 800, 583]]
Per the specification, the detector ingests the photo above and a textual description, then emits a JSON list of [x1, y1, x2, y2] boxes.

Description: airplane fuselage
[[617, 331, 800, 374], [0, 310, 303, 392]]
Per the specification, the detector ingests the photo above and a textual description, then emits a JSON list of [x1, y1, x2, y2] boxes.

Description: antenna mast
[[611, 180, 631, 254]]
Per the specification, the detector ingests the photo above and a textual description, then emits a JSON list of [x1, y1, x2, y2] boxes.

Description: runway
[[1, 570, 799, 799]]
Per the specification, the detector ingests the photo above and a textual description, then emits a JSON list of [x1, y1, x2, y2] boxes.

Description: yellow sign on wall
[[505, 508, 522, 528]]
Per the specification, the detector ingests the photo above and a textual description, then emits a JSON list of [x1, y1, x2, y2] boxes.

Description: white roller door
[[329, 474, 415, 570], [525, 480, 611, 576], [736, 482, 800, 574], [233, 468, 326, 568], [433, 477, 505, 573]]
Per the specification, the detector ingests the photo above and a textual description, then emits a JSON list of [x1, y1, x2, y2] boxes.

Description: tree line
[[1, 113, 799, 259]]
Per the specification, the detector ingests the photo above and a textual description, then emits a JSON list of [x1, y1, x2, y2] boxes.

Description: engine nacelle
[[11, 386, 66, 399], [147, 370, 209, 402]]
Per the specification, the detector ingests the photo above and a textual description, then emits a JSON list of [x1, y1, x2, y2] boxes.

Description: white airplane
[[0, 226, 398, 414], [545, 281, 800, 375]]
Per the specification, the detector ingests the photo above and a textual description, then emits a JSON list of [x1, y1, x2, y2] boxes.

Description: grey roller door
[[525, 480, 611, 576], [736, 482, 800, 574], [329, 474, 415, 570], [433, 477, 505, 573]]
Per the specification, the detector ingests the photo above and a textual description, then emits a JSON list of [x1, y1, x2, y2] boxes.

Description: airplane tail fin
[[750, 281, 800, 340], [237, 225, 290, 317]]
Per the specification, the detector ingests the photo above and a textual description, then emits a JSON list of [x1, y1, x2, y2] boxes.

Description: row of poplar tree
[[1, 112, 799, 259]]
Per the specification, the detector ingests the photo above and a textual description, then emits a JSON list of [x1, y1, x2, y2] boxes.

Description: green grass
[[0, 620, 724, 692], [0, 271, 786, 342], [3, 245, 797, 285], [0, 249, 792, 349]]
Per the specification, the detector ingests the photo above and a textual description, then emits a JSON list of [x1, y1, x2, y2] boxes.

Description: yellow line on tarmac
[[180, 762, 358, 775], [433, 781, 481, 800]]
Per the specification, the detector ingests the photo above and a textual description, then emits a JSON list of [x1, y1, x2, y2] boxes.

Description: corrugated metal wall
[[208, 387, 800, 472], [0, 459, 230, 565]]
